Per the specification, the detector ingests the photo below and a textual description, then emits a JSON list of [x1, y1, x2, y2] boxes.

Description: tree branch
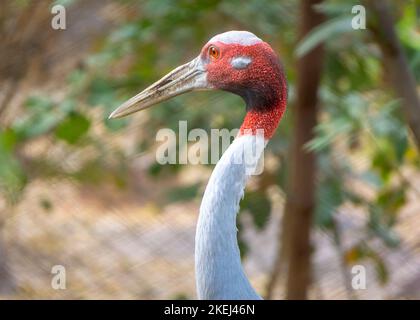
[[367, 0, 420, 148]]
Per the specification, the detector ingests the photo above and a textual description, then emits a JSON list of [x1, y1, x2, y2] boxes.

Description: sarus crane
[[110, 31, 287, 300]]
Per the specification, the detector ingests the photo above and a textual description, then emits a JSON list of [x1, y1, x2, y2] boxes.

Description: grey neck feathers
[[195, 135, 263, 300]]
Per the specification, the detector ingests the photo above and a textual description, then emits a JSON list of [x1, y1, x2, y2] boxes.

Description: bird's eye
[[208, 46, 220, 60]]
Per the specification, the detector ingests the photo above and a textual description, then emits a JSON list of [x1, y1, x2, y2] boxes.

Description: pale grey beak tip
[[108, 109, 121, 119], [108, 56, 207, 119]]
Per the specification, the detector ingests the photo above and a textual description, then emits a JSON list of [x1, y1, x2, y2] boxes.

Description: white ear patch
[[208, 31, 262, 46], [231, 56, 252, 69]]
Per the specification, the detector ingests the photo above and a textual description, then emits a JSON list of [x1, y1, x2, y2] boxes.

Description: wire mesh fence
[[1, 0, 420, 300], [1, 174, 420, 299]]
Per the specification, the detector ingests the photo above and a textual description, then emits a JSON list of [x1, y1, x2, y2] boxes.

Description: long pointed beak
[[109, 57, 208, 119]]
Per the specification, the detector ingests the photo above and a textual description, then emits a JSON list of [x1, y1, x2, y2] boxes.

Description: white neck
[[195, 134, 265, 300]]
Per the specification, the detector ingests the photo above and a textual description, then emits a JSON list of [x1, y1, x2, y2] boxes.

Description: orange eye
[[208, 45, 220, 59]]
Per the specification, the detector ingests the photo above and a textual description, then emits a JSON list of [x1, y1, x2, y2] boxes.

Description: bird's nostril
[[157, 78, 172, 88]]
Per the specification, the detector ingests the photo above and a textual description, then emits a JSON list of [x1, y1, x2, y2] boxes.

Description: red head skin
[[201, 41, 287, 139]]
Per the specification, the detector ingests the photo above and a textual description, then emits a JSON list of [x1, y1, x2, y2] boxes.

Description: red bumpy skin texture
[[204, 41, 287, 139]]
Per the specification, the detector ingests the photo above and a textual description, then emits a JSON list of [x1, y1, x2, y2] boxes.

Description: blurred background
[[0, 0, 419, 299]]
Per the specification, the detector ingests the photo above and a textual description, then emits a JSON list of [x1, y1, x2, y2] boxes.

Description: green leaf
[[0, 128, 18, 151], [360, 171, 382, 188], [172, 293, 189, 300], [237, 219, 249, 259], [87, 78, 118, 109], [241, 191, 271, 230], [40, 198, 53, 212], [373, 255, 389, 285], [110, 23, 140, 42], [0, 137, 27, 203], [147, 162, 163, 177], [165, 183, 199, 203], [295, 16, 354, 57], [0, 129, 26, 200], [346, 243, 390, 285], [25, 96, 53, 111], [305, 118, 352, 152], [371, 142, 394, 182], [52, 0, 76, 7], [104, 116, 129, 131], [315, 177, 343, 227], [14, 113, 60, 140], [55, 112, 91, 144], [397, 2, 420, 50], [59, 99, 77, 114], [314, 2, 352, 16], [368, 206, 401, 248], [377, 187, 406, 215]]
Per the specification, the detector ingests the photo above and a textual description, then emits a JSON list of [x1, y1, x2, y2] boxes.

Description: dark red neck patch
[[206, 42, 287, 139]]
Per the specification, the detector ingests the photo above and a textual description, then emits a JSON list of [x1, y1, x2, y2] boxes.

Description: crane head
[[109, 30, 285, 119]]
